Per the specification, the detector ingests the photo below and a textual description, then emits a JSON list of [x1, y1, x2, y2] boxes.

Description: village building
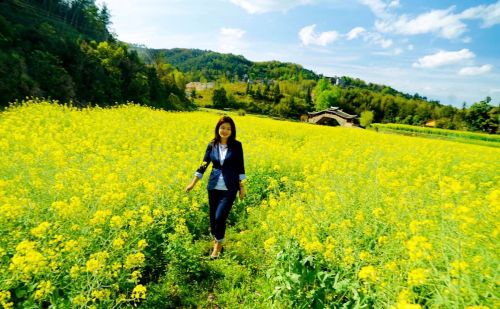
[[425, 120, 436, 127], [185, 82, 215, 94]]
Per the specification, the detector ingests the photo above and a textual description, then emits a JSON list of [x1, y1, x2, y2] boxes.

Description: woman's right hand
[[185, 177, 199, 193], [185, 183, 195, 192]]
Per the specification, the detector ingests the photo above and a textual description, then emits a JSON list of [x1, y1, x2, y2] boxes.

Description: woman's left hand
[[239, 186, 246, 200]]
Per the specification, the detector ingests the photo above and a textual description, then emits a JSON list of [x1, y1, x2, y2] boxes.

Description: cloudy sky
[[99, 0, 500, 107]]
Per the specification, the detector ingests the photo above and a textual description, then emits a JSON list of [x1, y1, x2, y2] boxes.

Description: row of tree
[[205, 77, 498, 133], [208, 80, 314, 119], [313, 78, 498, 133], [135, 47, 497, 133], [0, 0, 192, 110], [131, 47, 318, 83]]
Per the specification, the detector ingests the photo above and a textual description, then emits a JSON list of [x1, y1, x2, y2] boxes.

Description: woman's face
[[218, 122, 232, 139]]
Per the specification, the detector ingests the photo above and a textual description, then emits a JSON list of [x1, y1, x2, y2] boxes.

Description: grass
[[372, 123, 500, 148]]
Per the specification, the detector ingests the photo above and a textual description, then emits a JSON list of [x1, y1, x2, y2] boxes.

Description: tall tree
[[212, 87, 228, 108], [466, 99, 498, 133]]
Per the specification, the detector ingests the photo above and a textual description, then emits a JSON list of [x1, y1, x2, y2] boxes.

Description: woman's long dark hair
[[212, 115, 237, 146]]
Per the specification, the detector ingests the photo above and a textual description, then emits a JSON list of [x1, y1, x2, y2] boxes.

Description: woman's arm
[[238, 179, 246, 200], [185, 176, 199, 192], [186, 143, 212, 192], [237, 142, 246, 200], [237, 142, 246, 177]]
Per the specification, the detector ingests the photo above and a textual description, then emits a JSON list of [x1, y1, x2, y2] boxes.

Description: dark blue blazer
[[196, 140, 245, 192]]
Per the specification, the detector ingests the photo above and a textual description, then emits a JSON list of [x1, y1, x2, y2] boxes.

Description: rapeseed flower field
[[0, 101, 498, 308]]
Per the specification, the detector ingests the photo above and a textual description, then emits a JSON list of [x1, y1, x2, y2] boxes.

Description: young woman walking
[[185, 115, 246, 258]]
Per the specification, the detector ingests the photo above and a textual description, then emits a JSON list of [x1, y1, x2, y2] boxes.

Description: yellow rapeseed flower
[[124, 252, 145, 269], [358, 265, 377, 283], [408, 268, 429, 286], [34, 280, 54, 300], [131, 284, 147, 300], [30, 222, 51, 238]]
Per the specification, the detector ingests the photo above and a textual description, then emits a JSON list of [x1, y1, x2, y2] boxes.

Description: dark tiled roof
[[308, 107, 357, 119]]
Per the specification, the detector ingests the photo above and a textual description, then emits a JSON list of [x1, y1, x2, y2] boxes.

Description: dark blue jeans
[[208, 189, 237, 242]]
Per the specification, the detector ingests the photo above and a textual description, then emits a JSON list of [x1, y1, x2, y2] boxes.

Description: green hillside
[[130, 47, 319, 82], [0, 0, 191, 110], [129, 46, 498, 133]]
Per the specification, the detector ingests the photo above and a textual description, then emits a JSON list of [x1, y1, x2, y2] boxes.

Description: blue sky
[[99, 0, 500, 107]]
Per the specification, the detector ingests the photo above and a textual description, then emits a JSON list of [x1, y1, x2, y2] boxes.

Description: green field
[[372, 123, 500, 148]]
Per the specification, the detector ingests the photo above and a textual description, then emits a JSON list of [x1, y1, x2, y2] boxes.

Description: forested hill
[[130, 47, 319, 82], [129, 46, 498, 133], [0, 0, 192, 110], [130, 46, 441, 104]]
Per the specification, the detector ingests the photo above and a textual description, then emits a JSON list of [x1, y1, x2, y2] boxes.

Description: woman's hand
[[239, 186, 246, 200], [185, 177, 199, 193], [185, 183, 195, 192]]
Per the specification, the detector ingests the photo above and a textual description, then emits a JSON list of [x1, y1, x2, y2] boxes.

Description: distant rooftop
[[308, 107, 357, 119]]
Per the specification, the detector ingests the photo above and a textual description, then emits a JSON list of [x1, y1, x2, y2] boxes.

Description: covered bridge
[[307, 107, 358, 127]]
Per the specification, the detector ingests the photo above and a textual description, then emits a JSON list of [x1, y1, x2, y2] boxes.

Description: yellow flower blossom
[[110, 215, 124, 228], [408, 268, 429, 286], [34, 280, 54, 300], [137, 239, 148, 250], [358, 265, 377, 283], [450, 260, 469, 277], [129, 270, 142, 283], [30, 222, 51, 238], [113, 237, 125, 250], [131, 284, 147, 300], [124, 252, 145, 269]]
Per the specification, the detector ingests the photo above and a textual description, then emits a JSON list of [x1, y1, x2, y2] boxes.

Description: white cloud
[[413, 49, 475, 68], [346, 27, 366, 40], [373, 47, 403, 56], [375, 7, 467, 39], [388, 0, 400, 9], [460, 1, 500, 27], [458, 64, 492, 76], [345, 26, 392, 49], [220, 27, 245, 38], [407, 44, 414, 50], [393, 47, 403, 55], [299, 24, 340, 46], [363, 32, 393, 48], [370, 2, 500, 41], [229, 0, 314, 14], [359, 0, 392, 18], [219, 27, 246, 53]]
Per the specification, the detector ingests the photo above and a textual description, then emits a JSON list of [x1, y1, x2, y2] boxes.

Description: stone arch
[[309, 114, 346, 126]]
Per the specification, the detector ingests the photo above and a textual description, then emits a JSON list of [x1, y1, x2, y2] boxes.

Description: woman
[[185, 115, 246, 258]]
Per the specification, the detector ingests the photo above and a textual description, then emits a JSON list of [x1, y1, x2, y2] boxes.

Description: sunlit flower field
[[0, 101, 498, 308]]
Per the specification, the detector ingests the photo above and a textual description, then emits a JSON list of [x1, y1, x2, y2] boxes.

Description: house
[[425, 120, 436, 127], [185, 82, 215, 94]]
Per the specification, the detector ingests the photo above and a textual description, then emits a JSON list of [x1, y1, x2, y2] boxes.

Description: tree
[[305, 87, 312, 107], [212, 87, 228, 108], [29, 50, 75, 101], [485, 106, 499, 133], [314, 86, 340, 111], [466, 100, 493, 132], [314, 78, 330, 96], [272, 83, 282, 104], [360, 110, 374, 127]]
